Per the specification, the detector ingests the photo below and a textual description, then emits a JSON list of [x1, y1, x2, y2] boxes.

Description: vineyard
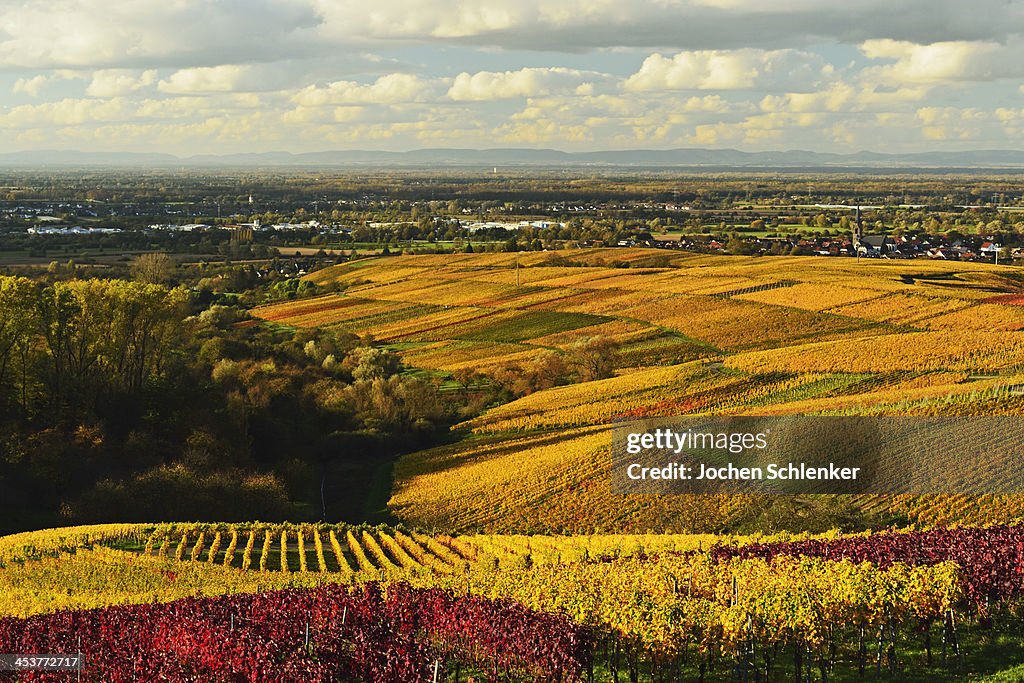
[[3, 524, 1024, 680], [236, 252, 1024, 536], [6, 251, 1024, 680], [0, 523, 746, 617], [283, 251, 1024, 533], [255, 252, 1024, 414], [0, 583, 588, 682]]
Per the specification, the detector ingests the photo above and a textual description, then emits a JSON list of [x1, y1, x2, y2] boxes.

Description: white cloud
[[624, 49, 826, 92], [11, 70, 83, 97], [0, 1, 319, 69], [759, 80, 930, 116], [0, 1, 1021, 154], [916, 107, 987, 125], [12, 75, 52, 97], [86, 69, 157, 97], [158, 65, 254, 94], [680, 95, 732, 113], [310, 0, 623, 42], [133, 97, 206, 120], [0, 0, 1022, 73], [908, 107, 984, 141], [292, 74, 438, 105], [0, 97, 130, 127], [689, 122, 738, 145], [859, 39, 1024, 84], [494, 119, 596, 145], [448, 67, 598, 101], [309, 0, 1024, 51], [995, 107, 1024, 123], [760, 85, 852, 114]]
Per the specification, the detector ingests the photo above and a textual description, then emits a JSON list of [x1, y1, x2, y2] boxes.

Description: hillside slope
[[251, 250, 1024, 533]]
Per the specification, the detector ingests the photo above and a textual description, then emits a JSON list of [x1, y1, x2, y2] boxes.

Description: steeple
[[853, 206, 864, 248]]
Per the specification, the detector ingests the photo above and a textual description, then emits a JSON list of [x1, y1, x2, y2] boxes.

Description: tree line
[[0, 275, 466, 533], [0, 276, 188, 419]]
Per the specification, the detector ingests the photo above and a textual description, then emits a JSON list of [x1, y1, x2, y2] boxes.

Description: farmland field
[[4, 522, 1024, 681], [251, 249, 1024, 534], [7, 248, 1024, 681]]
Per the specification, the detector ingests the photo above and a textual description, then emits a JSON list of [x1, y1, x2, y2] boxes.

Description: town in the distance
[[2, 170, 1023, 270]]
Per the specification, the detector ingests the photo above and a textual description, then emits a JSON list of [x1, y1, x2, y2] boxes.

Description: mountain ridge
[[2, 147, 1023, 168]]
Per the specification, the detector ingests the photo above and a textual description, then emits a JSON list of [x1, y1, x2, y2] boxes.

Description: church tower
[[853, 206, 864, 248]]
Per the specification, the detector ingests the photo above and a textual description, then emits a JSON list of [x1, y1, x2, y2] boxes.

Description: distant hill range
[[3, 148, 1024, 169]]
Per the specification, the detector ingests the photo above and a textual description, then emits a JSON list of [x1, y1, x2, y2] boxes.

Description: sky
[[0, 0, 1023, 155]]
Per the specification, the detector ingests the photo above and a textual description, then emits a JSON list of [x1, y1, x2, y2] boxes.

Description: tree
[[131, 252, 176, 284], [0, 276, 39, 415], [37, 279, 190, 408], [569, 336, 620, 382], [36, 281, 79, 407], [528, 351, 568, 390], [451, 367, 479, 396], [346, 346, 403, 382], [726, 235, 754, 255], [344, 375, 443, 432]]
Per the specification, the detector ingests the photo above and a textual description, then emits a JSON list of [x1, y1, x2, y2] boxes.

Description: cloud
[[680, 95, 732, 113], [0, 97, 130, 127], [759, 80, 931, 115], [311, 0, 1024, 51], [158, 65, 254, 94], [494, 118, 596, 145], [689, 122, 737, 145], [292, 74, 439, 105], [624, 49, 826, 92], [86, 69, 157, 97], [11, 70, 83, 97], [0, 0, 320, 69], [12, 75, 53, 97], [909, 107, 984, 141], [0, 1, 1022, 154], [995, 107, 1024, 123], [447, 67, 599, 101], [2, 0, 1020, 70], [859, 40, 1015, 83]]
